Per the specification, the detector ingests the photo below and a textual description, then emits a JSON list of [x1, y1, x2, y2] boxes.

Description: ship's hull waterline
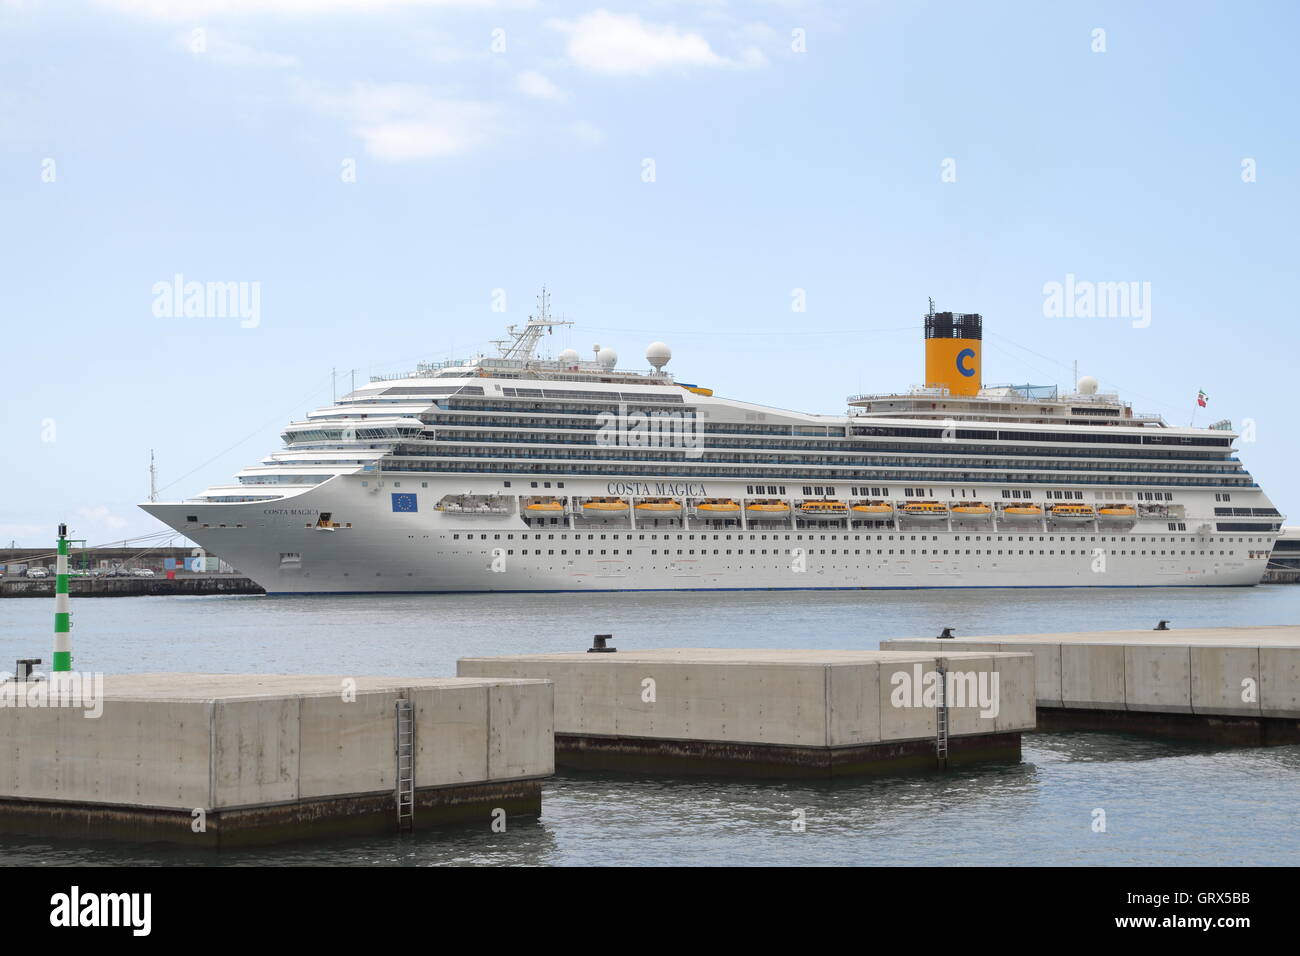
[[142, 476, 1272, 594]]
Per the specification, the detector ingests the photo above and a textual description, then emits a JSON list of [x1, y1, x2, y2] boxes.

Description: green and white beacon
[[52, 523, 72, 672]]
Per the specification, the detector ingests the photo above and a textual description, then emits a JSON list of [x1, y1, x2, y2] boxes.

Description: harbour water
[[2, 586, 1298, 866]]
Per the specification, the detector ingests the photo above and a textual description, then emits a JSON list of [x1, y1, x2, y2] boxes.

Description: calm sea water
[[2, 585, 1298, 866]]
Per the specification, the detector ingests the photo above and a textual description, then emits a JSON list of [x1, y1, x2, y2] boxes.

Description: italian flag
[[1197, 390, 1208, 408]]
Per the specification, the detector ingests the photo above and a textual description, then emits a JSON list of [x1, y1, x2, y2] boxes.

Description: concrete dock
[[882, 626, 1300, 744], [1, 575, 264, 597], [0, 674, 553, 846], [458, 647, 1036, 777]]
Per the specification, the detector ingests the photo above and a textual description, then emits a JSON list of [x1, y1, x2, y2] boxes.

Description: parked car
[[106, 568, 133, 578], [25, 568, 49, 579], [134, 568, 156, 577]]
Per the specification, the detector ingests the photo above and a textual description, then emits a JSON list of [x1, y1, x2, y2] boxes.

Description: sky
[[1, 0, 1297, 548]]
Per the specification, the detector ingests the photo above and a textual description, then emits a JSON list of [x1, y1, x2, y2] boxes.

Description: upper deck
[[848, 382, 1172, 428]]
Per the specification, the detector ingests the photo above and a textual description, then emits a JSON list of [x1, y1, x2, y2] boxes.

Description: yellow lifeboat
[[1098, 505, 1137, 519], [635, 497, 681, 512], [952, 502, 992, 516], [901, 501, 948, 520], [695, 498, 740, 513], [1049, 503, 1096, 521], [1002, 504, 1043, 519], [525, 498, 564, 512], [746, 499, 790, 513], [851, 500, 893, 514], [799, 500, 848, 516], [583, 497, 629, 513]]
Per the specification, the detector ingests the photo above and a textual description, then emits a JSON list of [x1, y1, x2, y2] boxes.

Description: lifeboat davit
[[1049, 503, 1096, 521], [1001, 504, 1042, 520], [526, 498, 564, 512], [901, 501, 948, 520], [851, 500, 893, 514], [695, 498, 740, 513], [799, 500, 848, 516], [635, 497, 681, 512], [1098, 505, 1137, 519], [583, 497, 629, 513], [746, 499, 790, 513]]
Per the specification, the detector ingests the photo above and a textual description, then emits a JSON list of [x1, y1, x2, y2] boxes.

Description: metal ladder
[[395, 697, 415, 833], [935, 663, 950, 768]]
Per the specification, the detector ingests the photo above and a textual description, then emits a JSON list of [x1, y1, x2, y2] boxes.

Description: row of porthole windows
[[450, 532, 1267, 544], [495, 548, 1238, 557]]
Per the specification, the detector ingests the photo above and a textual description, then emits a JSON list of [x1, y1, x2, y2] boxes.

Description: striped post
[[52, 523, 71, 672]]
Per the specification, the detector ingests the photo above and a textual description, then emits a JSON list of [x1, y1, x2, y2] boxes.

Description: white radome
[[597, 348, 619, 367], [1077, 375, 1099, 395], [558, 348, 580, 365], [645, 341, 672, 370]]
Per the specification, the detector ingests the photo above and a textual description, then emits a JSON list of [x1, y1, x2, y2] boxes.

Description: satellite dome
[[597, 348, 618, 368], [1077, 375, 1099, 395], [558, 348, 580, 365], [645, 341, 672, 370]]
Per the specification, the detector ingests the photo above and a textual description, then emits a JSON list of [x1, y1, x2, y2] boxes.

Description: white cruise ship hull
[[142, 476, 1272, 594]]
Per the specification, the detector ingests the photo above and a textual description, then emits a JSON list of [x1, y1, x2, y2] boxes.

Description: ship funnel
[[924, 309, 982, 397]]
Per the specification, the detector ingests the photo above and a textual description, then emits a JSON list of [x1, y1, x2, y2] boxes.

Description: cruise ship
[[141, 297, 1282, 593]]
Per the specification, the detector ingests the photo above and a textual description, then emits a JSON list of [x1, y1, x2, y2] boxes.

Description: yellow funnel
[[924, 311, 982, 397]]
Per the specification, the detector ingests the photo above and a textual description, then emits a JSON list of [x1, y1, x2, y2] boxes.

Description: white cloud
[[174, 31, 299, 69], [429, 45, 472, 65], [98, 0, 525, 17], [569, 120, 604, 145], [297, 81, 503, 161], [547, 9, 766, 76], [411, 28, 483, 64], [516, 70, 565, 102], [737, 21, 779, 44]]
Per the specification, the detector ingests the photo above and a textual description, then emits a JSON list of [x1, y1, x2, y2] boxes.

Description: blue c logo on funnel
[[956, 348, 976, 377]]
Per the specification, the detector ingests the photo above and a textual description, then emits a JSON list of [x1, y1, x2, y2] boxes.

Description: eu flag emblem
[[391, 493, 418, 513]]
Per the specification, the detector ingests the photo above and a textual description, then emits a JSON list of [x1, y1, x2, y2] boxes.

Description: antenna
[[491, 286, 574, 360], [927, 297, 935, 319], [149, 450, 158, 503]]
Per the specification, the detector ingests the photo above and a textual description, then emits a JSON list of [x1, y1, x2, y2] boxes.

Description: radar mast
[[491, 287, 574, 361]]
